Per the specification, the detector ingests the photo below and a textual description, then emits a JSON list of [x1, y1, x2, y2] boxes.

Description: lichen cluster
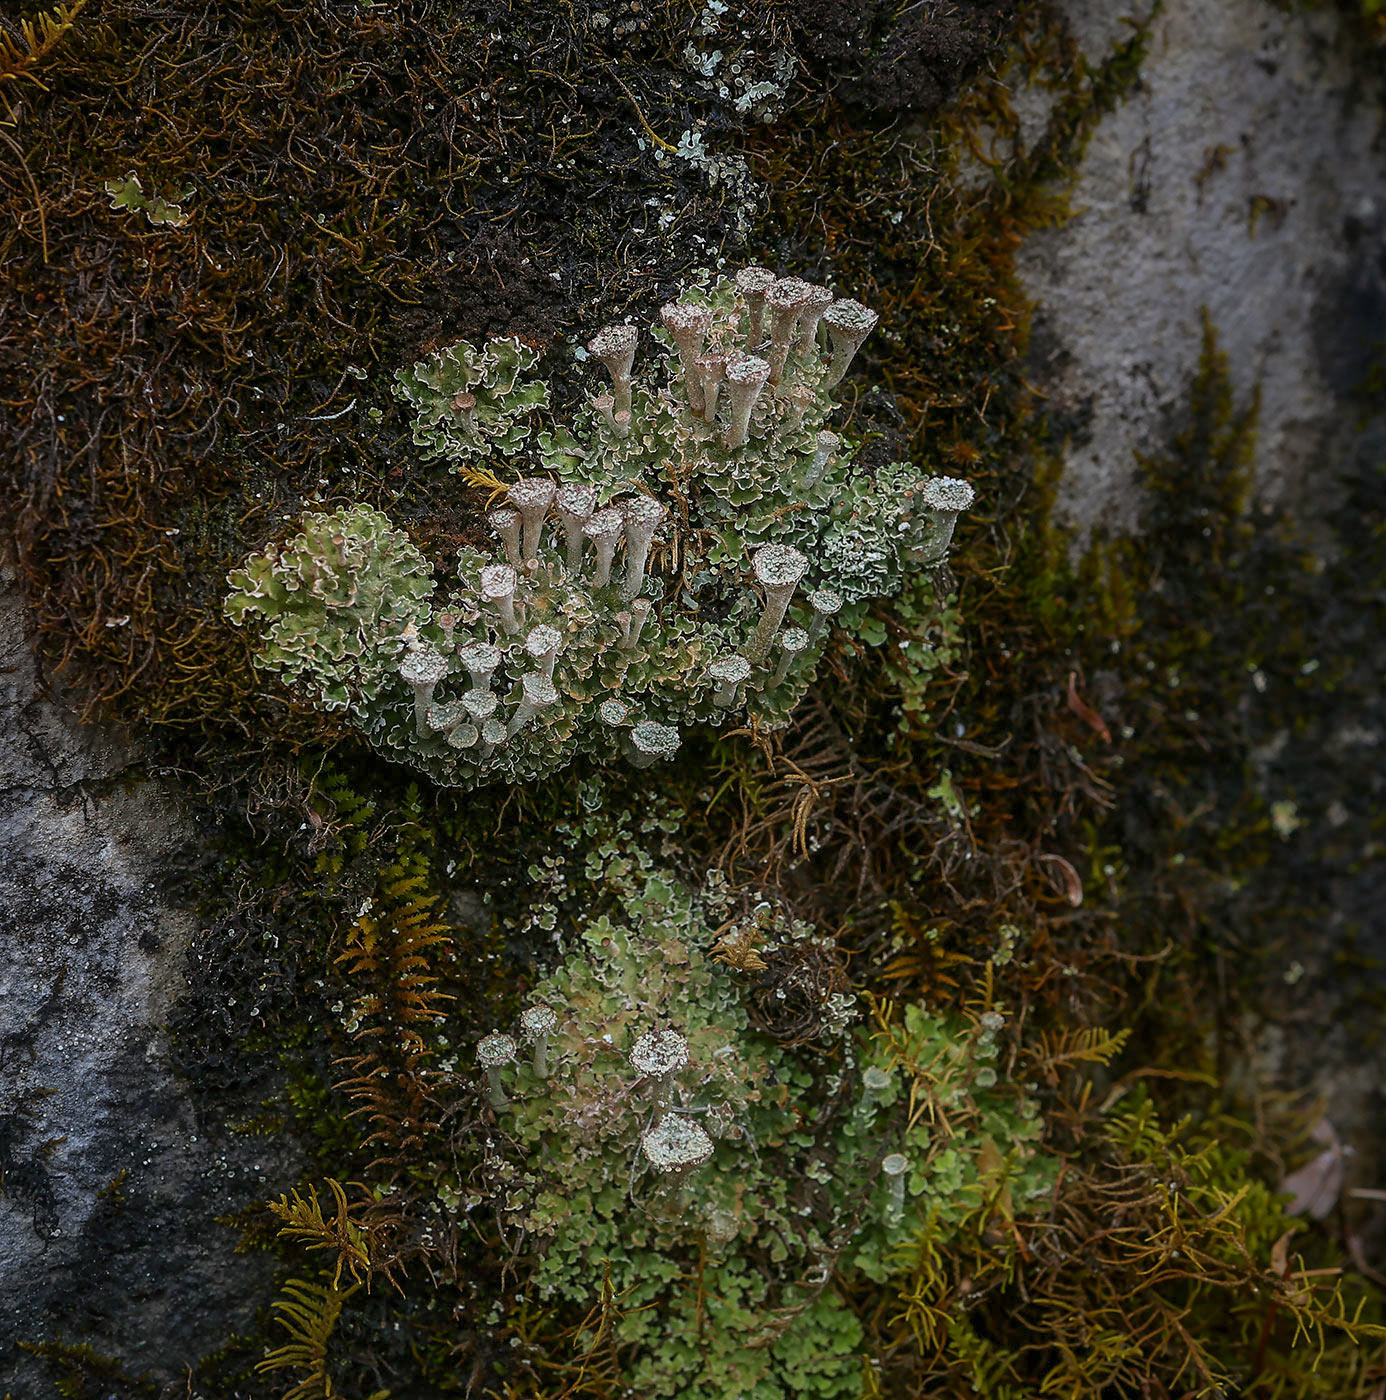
[[391, 336, 549, 462], [224, 506, 432, 712], [226, 267, 974, 788], [461, 825, 1052, 1400]]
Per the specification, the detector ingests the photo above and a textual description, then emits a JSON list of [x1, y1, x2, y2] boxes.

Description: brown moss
[[790, 0, 1013, 115]]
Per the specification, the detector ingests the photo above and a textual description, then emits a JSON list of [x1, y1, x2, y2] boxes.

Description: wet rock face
[[1019, 0, 1386, 532], [0, 575, 294, 1392]]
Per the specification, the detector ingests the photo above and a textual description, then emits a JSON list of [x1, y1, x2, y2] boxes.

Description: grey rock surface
[[1020, 0, 1386, 532], [1020, 0, 1386, 1205], [0, 572, 291, 1393]]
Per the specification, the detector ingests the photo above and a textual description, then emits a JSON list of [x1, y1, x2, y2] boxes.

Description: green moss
[[14, 1342, 155, 1400]]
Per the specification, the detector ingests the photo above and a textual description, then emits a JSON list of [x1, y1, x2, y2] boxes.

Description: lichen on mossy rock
[[226, 266, 976, 789], [460, 829, 1053, 1400], [391, 336, 550, 461]]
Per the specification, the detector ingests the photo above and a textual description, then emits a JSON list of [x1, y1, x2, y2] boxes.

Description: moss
[[13, 1341, 156, 1400], [879, 1087, 1383, 1398], [1295, 0, 1386, 46], [8, 0, 1385, 1395]]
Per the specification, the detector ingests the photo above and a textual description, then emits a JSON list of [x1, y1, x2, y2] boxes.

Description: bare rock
[[0, 571, 295, 1392], [1020, 0, 1386, 531]]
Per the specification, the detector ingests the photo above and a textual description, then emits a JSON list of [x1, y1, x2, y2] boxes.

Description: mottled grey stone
[[1019, 0, 1386, 532], [0, 572, 294, 1393]]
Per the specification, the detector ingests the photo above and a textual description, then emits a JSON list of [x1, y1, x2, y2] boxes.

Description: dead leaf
[[1067, 670, 1112, 743], [1037, 852, 1083, 907], [1281, 1120, 1348, 1220]]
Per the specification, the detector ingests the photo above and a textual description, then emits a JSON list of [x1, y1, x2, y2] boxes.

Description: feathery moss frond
[[256, 1276, 357, 1400], [0, 1, 85, 88]]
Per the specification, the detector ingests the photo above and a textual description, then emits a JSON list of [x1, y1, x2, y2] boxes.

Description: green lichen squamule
[[225, 506, 434, 712], [391, 336, 550, 461], [226, 266, 975, 788]]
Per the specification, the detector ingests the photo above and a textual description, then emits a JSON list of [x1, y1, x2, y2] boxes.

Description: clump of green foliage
[[466, 816, 1052, 1400], [392, 336, 549, 462], [873, 1079, 1386, 1399], [102, 171, 193, 227], [226, 267, 974, 789], [227, 506, 433, 711]]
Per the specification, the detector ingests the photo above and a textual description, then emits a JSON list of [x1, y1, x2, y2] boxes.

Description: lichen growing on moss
[[11, 0, 1386, 1394], [227, 268, 975, 788], [460, 824, 1052, 1400], [392, 336, 550, 462], [226, 506, 434, 712]]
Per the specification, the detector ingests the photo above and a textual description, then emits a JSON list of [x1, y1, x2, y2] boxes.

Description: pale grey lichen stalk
[[400, 647, 449, 736], [806, 588, 843, 642], [765, 277, 813, 385], [556, 482, 597, 571], [478, 1032, 517, 1108], [661, 302, 714, 417], [509, 477, 556, 562], [881, 1151, 910, 1226], [226, 263, 977, 790], [746, 544, 808, 666], [631, 1027, 690, 1124], [914, 477, 978, 565], [619, 495, 665, 602], [706, 655, 751, 708], [588, 324, 638, 417], [857, 1066, 893, 1116], [480, 563, 520, 636], [521, 1005, 557, 1078], [723, 353, 770, 449], [771, 627, 810, 687], [488, 506, 522, 566], [822, 299, 880, 390], [735, 264, 776, 344], [584, 507, 623, 589]]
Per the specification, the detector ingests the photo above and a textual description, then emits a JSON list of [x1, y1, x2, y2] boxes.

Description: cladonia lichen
[[226, 266, 975, 788], [455, 820, 1054, 1400]]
